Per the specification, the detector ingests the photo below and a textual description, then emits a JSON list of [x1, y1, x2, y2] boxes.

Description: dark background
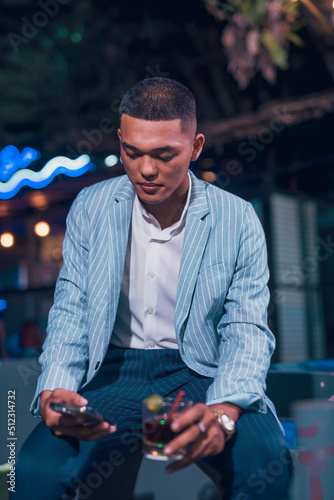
[[0, 0, 333, 361]]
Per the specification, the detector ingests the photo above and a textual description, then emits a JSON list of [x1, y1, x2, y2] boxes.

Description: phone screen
[[50, 403, 107, 425]]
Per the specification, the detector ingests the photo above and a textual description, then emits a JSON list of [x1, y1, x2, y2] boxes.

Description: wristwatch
[[210, 409, 236, 441]]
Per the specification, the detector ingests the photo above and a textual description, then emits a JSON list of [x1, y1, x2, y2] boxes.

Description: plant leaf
[[261, 30, 289, 70]]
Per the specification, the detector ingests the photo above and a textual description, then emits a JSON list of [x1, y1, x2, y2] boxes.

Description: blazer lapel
[[175, 172, 211, 340], [107, 177, 134, 329]]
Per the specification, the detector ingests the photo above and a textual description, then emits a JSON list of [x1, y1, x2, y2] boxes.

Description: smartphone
[[50, 402, 113, 426]]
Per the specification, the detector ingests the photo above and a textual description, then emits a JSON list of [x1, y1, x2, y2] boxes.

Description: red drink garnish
[[166, 390, 185, 421]]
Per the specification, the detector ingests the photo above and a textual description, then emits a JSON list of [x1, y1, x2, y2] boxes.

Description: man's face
[[117, 115, 204, 211]]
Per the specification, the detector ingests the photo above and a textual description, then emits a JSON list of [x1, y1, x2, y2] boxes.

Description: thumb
[[51, 388, 88, 406]]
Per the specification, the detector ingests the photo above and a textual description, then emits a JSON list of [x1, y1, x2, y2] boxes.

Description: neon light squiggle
[[0, 155, 91, 199], [0, 146, 40, 182]]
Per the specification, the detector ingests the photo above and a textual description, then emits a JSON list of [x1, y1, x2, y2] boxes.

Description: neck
[[142, 191, 188, 230]]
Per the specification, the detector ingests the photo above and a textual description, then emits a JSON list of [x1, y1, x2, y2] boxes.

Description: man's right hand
[[39, 388, 117, 441]]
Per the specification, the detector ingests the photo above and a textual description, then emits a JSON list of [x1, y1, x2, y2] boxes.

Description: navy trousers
[[13, 347, 291, 499]]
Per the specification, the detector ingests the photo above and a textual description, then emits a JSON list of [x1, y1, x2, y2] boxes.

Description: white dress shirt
[[111, 173, 192, 349]]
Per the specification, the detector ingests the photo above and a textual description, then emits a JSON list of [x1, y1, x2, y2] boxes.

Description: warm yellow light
[[201, 171, 217, 183], [30, 192, 48, 209], [34, 221, 50, 237], [51, 247, 62, 260], [199, 158, 216, 169], [0, 232, 15, 248]]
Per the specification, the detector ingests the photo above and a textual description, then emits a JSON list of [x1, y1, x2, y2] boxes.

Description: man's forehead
[[119, 115, 194, 150], [121, 142, 179, 152]]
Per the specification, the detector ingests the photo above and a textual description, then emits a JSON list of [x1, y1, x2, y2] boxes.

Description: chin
[[140, 197, 163, 205]]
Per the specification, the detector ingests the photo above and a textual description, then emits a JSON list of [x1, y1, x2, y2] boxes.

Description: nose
[[139, 155, 158, 180]]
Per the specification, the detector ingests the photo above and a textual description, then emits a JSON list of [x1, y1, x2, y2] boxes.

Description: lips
[[140, 182, 161, 194]]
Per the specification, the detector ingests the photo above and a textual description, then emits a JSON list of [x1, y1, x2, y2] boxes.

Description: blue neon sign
[[0, 146, 40, 182], [0, 148, 92, 199]]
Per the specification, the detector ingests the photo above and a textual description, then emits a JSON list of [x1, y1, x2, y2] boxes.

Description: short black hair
[[119, 77, 196, 131]]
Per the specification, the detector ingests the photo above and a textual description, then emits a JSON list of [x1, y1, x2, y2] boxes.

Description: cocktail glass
[[142, 395, 192, 461]]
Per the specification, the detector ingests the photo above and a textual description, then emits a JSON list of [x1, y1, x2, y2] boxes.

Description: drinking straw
[[166, 390, 185, 420]]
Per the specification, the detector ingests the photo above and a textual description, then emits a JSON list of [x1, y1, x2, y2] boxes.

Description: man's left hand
[[163, 403, 226, 473]]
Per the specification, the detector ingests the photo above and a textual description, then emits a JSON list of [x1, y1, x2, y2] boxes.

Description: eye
[[126, 152, 140, 159], [157, 155, 175, 162]]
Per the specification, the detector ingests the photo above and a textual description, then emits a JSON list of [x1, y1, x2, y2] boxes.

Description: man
[[14, 78, 290, 499]]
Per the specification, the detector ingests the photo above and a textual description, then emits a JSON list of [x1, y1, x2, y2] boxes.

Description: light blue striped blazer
[[31, 171, 278, 421]]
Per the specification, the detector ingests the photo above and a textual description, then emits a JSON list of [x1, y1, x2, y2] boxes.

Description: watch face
[[221, 414, 235, 432]]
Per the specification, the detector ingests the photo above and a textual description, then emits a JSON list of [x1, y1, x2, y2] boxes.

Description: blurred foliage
[[204, 0, 334, 89], [204, 0, 303, 88], [0, 0, 333, 156]]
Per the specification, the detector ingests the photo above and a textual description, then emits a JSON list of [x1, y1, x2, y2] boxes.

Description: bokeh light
[[34, 221, 50, 237], [104, 155, 119, 167], [0, 232, 15, 247], [201, 171, 217, 183]]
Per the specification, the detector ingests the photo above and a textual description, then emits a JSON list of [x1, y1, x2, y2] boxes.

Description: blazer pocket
[[197, 263, 227, 284]]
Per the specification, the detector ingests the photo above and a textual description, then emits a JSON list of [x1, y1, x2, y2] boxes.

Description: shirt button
[[148, 341, 155, 348], [148, 272, 155, 279], [147, 308, 153, 314]]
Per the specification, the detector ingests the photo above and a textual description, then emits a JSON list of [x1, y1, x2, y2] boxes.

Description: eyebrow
[[121, 142, 179, 154]]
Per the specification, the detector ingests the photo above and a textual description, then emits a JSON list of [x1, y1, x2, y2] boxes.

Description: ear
[[117, 128, 121, 141], [191, 133, 205, 161]]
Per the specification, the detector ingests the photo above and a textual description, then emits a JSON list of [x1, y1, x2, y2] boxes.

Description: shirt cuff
[[31, 395, 42, 418], [206, 393, 264, 412]]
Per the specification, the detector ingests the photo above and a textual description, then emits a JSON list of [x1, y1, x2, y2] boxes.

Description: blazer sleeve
[[206, 202, 275, 410], [30, 189, 90, 415]]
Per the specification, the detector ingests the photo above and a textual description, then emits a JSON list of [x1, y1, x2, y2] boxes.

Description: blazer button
[[95, 361, 100, 370]]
